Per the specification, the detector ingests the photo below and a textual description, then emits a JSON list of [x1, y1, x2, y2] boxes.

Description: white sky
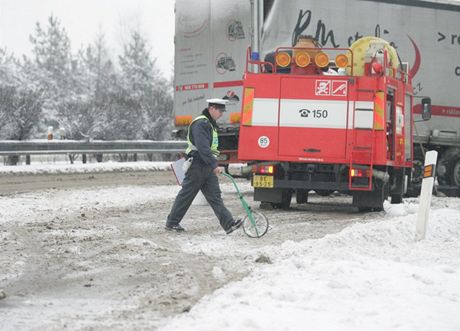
[[0, 0, 175, 78]]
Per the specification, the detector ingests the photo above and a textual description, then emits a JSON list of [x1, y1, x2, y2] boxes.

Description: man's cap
[[206, 98, 229, 111]]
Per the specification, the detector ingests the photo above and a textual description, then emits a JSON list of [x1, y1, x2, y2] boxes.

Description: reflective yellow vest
[[185, 115, 219, 157]]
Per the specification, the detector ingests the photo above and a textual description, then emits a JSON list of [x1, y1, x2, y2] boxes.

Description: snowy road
[[0, 164, 459, 330]]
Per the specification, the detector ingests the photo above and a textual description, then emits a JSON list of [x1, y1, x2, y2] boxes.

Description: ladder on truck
[[348, 97, 376, 191]]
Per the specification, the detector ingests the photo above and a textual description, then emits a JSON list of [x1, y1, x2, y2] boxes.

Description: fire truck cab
[[237, 36, 431, 211]]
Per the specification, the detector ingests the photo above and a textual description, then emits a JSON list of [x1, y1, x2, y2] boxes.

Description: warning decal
[[315, 80, 331, 96], [315, 80, 348, 97], [332, 80, 347, 96]]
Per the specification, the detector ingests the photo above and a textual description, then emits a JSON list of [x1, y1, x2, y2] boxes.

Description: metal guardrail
[[0, 140, 188, 156]]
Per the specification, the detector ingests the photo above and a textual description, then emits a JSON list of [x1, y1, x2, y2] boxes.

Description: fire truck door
[[277, 77, 349, 159], [386, 90, 396, 160]]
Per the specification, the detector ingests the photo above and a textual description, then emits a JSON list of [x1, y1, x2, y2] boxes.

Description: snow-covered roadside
[[0, 161, 171, 175], [159, 199, 460, 331]]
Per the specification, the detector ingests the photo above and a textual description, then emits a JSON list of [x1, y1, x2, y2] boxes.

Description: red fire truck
[[237, 36, 431, 211]]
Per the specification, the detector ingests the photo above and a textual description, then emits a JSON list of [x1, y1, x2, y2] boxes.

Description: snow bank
[[160, 198, 460, 331], [0, 161, 171, 175]]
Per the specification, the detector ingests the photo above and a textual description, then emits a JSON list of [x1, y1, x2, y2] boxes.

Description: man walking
[[165, 98, 242, 234]]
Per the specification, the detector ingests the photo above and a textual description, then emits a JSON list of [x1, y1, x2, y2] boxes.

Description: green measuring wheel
[[222, 172, 269, 238]]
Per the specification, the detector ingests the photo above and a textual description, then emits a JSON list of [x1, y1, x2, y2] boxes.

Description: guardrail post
[[26, 155, 31, 165], [82, 154, 87, 164]]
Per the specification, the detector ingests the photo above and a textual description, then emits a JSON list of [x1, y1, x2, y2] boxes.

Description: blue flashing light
[[251, 52, 260, 61]]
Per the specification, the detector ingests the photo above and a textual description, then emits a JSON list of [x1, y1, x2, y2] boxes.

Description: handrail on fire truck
[[245, 46, 356, 76], [245, 47, 274, 73], [245, 41, 409, 83]]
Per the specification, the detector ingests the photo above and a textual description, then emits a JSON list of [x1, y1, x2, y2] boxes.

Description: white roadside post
[[415, 150, 438, 241]]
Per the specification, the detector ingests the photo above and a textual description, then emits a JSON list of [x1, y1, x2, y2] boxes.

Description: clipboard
[[171, 157, 186, 185]]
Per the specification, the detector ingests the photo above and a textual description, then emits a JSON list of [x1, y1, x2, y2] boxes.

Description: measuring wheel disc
[[242, 211, 269, 238]]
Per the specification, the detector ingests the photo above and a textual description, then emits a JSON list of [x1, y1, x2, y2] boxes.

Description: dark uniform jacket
[[188, 108, 218, 169]]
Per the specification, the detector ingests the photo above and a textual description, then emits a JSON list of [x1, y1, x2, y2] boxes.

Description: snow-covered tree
[[114, 30, 173, 140], [0, 48, 44, 141], [142, 78, 173, 140], [28, 15, 73, 123], [0, 86, 45, 140], [57, 34, 116, 140]]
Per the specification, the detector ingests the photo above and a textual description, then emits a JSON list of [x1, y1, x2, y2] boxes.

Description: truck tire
[[260, 202, 274, 210], [296, 189, 309, 204], [390, 168, 404, 204], [274, 189, 292, 209], [390, 194, 403, 204], [453, 159, 460, 187], [438, 148, 460, 186]]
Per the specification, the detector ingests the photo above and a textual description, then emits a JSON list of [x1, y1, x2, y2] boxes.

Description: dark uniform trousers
[[166, 160, 234, 231]]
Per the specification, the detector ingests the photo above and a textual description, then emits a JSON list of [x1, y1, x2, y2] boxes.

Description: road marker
[[415, 150, 437, 241]]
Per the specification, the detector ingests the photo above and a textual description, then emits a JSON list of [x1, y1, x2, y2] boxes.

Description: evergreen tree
[[28, 15, 73, 123], [57, 34, 116, 140], [114, 30, 173, 140], [0, 48, 45, 141]]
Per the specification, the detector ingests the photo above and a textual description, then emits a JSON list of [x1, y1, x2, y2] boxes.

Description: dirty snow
[[0, 162, 459, 330]]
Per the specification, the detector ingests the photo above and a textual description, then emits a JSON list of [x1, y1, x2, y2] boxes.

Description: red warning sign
[[331, 80, 347, 96], [315, 80, 331, 96]]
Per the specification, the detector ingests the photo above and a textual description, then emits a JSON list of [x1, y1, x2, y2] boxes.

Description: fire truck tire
[[314, 189, 334, 197], [390, 194, 403, 204], [260, 202, 274, 210], [274, 189, 292, 209], [390, 168, 404, 204], [296, 189, 309, 204]]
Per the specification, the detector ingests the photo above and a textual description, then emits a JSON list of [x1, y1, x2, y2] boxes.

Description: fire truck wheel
[[274, 189, 292, 210], [390, 194, 403, 204], [390, 168, 404, 204], [314, 189, 334, 197], [296, 189, 309, 204], [260, 202, 274, 210]]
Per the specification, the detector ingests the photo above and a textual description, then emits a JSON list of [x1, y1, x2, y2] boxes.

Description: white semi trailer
[[174, 0, 460, 195]]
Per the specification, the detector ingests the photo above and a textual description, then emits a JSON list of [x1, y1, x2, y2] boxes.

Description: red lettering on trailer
[[414, 104, 460, 118], [175, 83, 209, 91]]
